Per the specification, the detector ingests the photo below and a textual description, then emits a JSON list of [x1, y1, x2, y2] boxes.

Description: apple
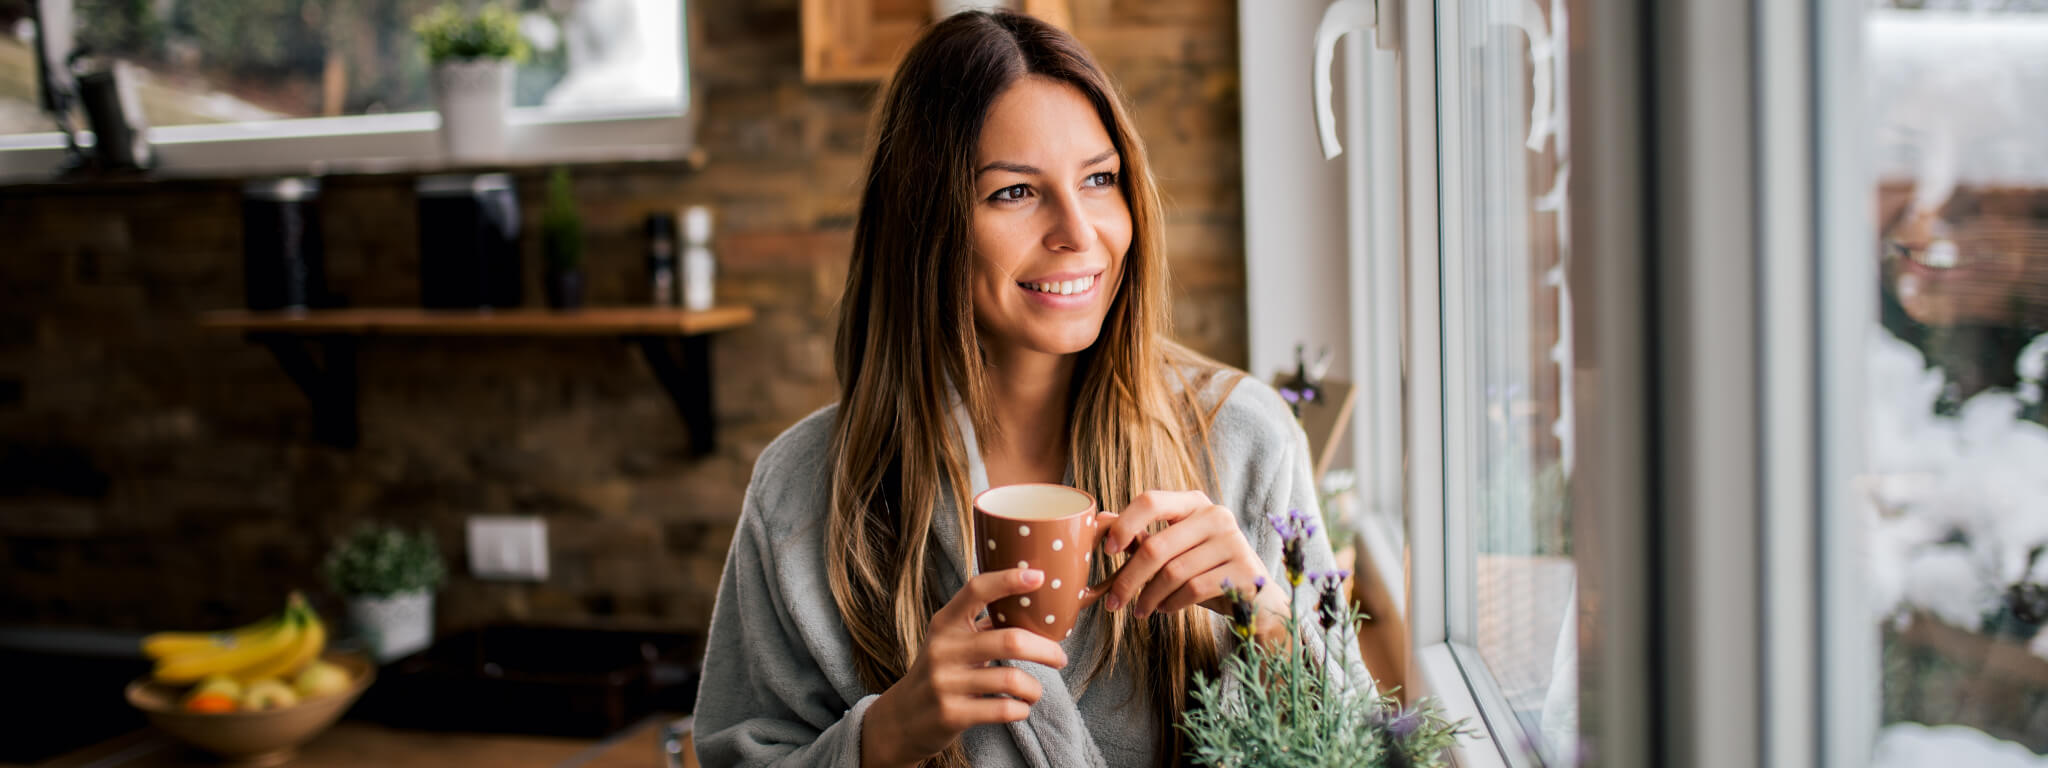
[[190, 674, 242, 702], [292, 660, 352, 699], [240, 678, 299, 711]]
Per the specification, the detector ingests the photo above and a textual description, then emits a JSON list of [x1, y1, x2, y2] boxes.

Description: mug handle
[[1079, 511, 1143, 607]]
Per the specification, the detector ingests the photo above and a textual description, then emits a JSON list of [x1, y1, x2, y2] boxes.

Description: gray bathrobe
[[693, 374, 1365, 768]]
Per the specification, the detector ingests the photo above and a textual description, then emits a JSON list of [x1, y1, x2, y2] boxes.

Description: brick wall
[[0, 0, 1244, 634]]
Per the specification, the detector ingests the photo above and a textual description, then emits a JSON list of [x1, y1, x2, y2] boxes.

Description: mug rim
[[972, 482, 1098, 522]]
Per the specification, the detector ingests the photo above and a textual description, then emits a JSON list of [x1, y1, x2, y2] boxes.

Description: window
[[1435, 0, 1576, 763], [1852, 2, 2048, 763], [0, 0, 690, 178], [1334, 0, 1576, 761]]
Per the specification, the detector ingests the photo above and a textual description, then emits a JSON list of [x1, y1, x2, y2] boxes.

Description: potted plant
[[542, 166, 585, 309], [324, 523, 447, 662], [414, 3, 530, 163], [1180, 509, 1467, 767]]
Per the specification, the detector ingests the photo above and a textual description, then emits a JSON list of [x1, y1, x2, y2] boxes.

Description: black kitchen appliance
[[354, 624, 702, 738], [241, 177, 326, 311], [416, 173, 522, 309]]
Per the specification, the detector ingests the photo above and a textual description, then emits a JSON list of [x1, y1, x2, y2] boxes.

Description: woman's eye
[[989, 185, 1032, 202], [1086, 171, 1118, 187]]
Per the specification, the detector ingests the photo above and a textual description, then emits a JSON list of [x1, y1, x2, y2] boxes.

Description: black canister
[[417, 174, 522, 309], [241, 177, 325, 311], [645, 212, 677, 307]]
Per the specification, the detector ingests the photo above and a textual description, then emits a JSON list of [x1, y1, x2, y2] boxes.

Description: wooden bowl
[[125, 652, 375, 766]]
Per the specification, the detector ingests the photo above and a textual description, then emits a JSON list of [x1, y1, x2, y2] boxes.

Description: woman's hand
[[1096, 490, 1290, 641], [861, 568, 1069, 768]]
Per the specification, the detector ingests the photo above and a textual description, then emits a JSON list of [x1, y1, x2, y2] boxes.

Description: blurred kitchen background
[[0, 0, 1247, 764], [7, 0, 2048, 767]]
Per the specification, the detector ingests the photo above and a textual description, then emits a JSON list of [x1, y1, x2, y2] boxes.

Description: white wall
[[1237, 0, 1353, 386]]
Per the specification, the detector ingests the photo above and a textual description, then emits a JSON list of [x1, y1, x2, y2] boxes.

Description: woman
[[695, 11, 1357, 768]]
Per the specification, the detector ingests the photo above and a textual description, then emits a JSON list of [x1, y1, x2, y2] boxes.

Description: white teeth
[[1022, 275, 1096, 295]]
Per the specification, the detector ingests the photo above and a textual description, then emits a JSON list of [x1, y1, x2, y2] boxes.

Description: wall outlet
[[467, 515, 549, 581]]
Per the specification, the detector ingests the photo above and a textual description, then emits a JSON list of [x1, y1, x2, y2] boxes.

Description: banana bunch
[[142, 592, 327, 685]]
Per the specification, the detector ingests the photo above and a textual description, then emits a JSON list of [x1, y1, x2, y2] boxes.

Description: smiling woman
[[691, 9, 1361, 768]]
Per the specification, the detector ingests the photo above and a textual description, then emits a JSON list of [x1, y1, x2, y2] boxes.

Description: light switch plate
[[467, 515, 549, 581]]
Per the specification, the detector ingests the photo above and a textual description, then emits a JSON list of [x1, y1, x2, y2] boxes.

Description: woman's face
[[969, 76, 1132, 361]]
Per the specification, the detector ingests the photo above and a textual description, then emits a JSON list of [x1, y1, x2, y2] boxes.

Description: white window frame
[[0, 12, 695, 183], [1366, 0, 1874, 765], [1557, 0, 1872, 766]]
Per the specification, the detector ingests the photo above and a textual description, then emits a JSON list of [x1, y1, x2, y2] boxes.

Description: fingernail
[[1105, 594, 1122, 612], [1022, 569, 1044, 586]]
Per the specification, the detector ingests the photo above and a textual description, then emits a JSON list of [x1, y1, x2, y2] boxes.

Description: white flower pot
[[347, 589, 434, 662], [431, 59, 513, 163], [933, 0, 1010, 17]]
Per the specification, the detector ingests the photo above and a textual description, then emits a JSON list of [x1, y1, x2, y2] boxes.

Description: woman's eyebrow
[[973, 149, 1119, 179], [976, 160, 1039, 177]]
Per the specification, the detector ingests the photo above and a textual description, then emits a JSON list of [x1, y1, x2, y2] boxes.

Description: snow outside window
[[1860, 3, 2048, 765]]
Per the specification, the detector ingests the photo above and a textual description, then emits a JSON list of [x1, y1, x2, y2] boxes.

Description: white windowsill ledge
[[1417, 643, 1513, 768], [0, 106, 696, 185]]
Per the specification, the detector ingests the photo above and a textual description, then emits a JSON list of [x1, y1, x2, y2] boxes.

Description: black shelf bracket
[[250, 333, 359, 449], [631, 334, 716, 458]]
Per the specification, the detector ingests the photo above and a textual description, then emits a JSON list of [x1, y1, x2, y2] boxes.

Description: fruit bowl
[[125, 652, 375, 766]]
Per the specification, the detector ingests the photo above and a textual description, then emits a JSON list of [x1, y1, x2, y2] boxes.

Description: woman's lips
[[1016, 272, 1102, 308]]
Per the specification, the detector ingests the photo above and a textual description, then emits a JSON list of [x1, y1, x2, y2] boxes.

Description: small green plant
[[324, 523, 447, 599], [543, 166, 584, 273], [413, 3, 530, 64], [1179, 509, 1467, 767]]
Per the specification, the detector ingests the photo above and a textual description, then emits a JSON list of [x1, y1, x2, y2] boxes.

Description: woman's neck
[[980, 347, 1076, 487]]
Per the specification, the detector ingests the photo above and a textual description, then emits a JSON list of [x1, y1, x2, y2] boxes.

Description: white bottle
[[680, 205, 717, 311]]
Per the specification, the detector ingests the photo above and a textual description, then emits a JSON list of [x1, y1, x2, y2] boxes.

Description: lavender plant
[[1179, 509, 1465, 768]]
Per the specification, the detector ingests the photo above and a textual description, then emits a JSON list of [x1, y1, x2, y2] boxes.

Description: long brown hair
[[826, 11, 1238, 767]]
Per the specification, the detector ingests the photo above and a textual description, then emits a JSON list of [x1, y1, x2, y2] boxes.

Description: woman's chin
[[1022, 328, 1105, 358]]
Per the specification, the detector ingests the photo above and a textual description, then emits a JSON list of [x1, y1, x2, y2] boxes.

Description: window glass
[[0, 0, 684, 136], [1442, 0, 1576, 762], [1862, 2, 2048, 763]]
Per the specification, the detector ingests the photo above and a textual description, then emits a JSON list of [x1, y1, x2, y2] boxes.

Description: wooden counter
[[32, 716, 696, 768]]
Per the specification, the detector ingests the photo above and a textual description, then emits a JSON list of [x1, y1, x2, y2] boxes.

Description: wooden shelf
[[200, 306, 755, 336], [200, 306, 754, 455], [802, 0, 1073, 84]]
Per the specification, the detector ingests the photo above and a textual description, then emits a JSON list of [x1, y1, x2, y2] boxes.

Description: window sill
[[1416, 643, 1512, 768], [0, 107, 697, 185]]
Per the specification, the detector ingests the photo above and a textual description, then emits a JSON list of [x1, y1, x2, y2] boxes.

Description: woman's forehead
[[977, 77, 1117, 169]]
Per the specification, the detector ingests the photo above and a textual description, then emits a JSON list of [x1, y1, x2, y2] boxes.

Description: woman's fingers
[[1156, 561, 1248, 615], [942, 665, 1046, 705], [1102, 490, 1212, 552], [1129, 539, 1236, 618], [1103, 504, 1230, 613], [958, 627, 1069, 669], [930, 689, 1036, 730], [934, 568, 1044, 630]]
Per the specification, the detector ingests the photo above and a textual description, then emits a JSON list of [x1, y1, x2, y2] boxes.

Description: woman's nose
[[1041, 192, 1094, 253]]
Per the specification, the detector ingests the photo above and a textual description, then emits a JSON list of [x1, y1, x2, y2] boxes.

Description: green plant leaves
[[324, 523, 447, 598]]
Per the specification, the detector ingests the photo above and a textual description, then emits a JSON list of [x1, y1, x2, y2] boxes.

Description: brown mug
[[972, 483, 1110, 642]]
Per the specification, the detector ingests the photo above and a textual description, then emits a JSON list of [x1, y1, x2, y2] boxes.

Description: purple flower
[[1314, 569, 1352, 631], [1388, 708, 1426, 739], [1220, 578, 1258, 642], [1270, 508, 1319, 586]]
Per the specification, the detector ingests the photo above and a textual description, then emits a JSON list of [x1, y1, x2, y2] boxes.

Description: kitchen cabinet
[[33, 716, 696, 768], [802, 0, 1074, 83]]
